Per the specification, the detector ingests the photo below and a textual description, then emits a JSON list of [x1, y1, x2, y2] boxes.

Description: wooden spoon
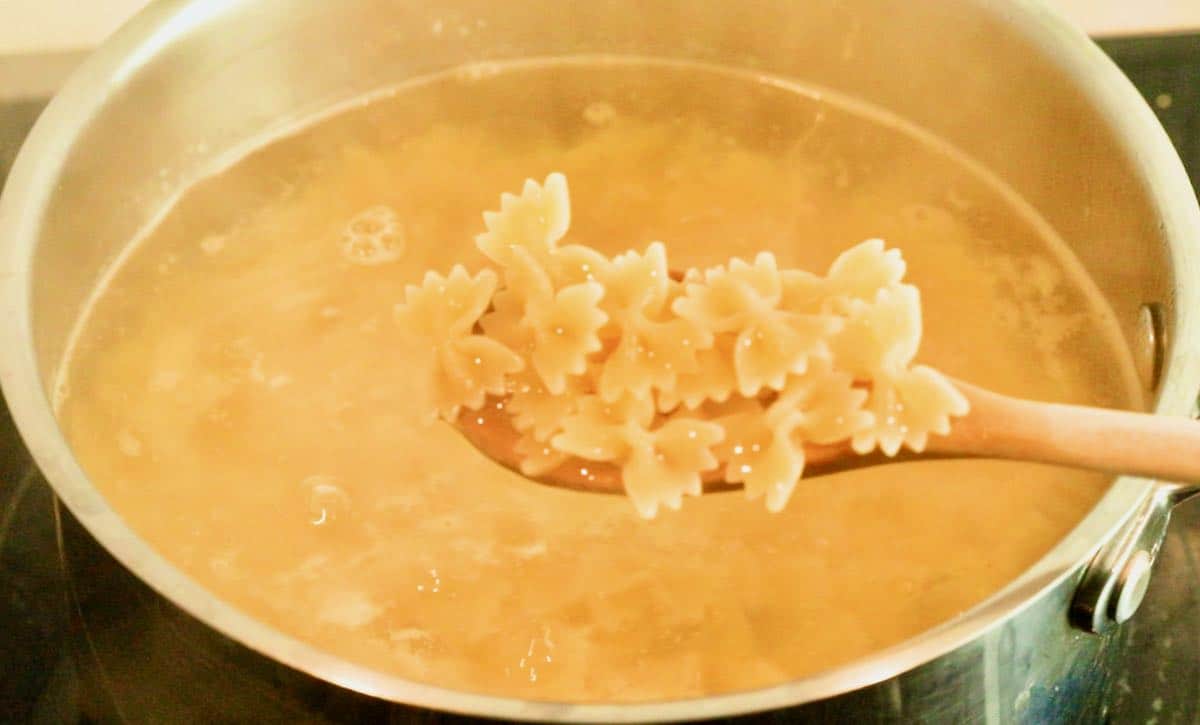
[[456, 379, 1200, 494]]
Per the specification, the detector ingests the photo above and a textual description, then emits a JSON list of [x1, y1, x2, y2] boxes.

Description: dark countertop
[[1, 35, 1198, 725]]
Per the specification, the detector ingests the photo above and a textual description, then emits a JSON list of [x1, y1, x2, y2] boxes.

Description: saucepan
[[1, 0, 1198, 720]]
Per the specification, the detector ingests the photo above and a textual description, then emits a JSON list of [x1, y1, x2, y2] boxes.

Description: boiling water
[[58, 58, 1139, 701]]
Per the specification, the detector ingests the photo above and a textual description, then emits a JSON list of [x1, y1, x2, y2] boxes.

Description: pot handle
[[1068, 391, 1200, 633]]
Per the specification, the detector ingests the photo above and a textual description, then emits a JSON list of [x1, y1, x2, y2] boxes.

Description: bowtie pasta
[[395, 173, 968, 517]]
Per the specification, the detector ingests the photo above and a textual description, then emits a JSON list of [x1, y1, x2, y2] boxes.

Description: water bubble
[[200, 234, 227, 255], [317, 590, 381, 628], [416, 567, 443, 594], [582, 101, 617, 126], [149, 370, 181, 392], [512, 541, 548, 559], [516, 628, 556, 683], [302, 475, 350, 527], [248, 353, 266, 383], [117, 428, 143, 457], [340, 206, 404, 265]]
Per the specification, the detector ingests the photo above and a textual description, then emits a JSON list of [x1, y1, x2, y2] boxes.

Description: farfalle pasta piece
[[852, 366, 969, 456], [550, 243, 613, 287], [781, 239, 906, 312], [478, 285, 533, 354], [600, 242, 674, 323], [514, 434, 570, 477], [552, 394, 656, 462], [553, 394, 722, 517], [674, 253, 840, 397], [779, 267, 827, 314], [823, 239, 906, 303], [476, 173, 571, 267], [505, 368, 584, 442], [621, 417, 725, 518], [734, 313, 842, 397], [530, 281, 608, 394], [673, 254, 782, 333], [774, 361, 874, 445], [599, 317, 710, 403], [827, 285, 922, 379], [394, 266, 524, 419], [714, 403, 806, 513], [399, 266, 494, 338], [483, 248, 608, 394], [595, 243, 712, 401], [712, 365, 872, 513], [656, 336, 739, 412]]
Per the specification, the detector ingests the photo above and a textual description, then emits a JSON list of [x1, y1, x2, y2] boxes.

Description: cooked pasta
[[394, 173, 969, 516]]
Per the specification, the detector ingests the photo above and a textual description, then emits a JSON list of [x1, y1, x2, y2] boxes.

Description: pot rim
[[2, 0, 1198, 721]]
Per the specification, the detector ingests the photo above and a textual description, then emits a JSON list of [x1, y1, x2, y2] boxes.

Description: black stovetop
[[1, 35, 1199, 725]]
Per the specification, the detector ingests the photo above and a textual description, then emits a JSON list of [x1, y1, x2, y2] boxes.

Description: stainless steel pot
[[2, 0, 1199, 721]]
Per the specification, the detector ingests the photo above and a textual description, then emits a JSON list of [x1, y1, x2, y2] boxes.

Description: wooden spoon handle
[[938, 382, 1200, 484]]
